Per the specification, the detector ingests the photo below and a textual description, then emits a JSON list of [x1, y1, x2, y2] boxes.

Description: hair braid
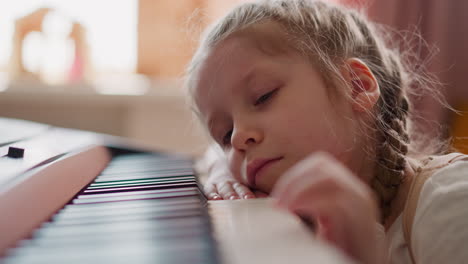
[[345, 11, 412, 221], [371, 54, 411, 221]]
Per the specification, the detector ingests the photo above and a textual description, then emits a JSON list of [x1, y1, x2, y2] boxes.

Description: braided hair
[[371, 55, 411, 220]]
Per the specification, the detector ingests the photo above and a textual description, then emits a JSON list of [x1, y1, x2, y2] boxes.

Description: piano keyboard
[[3, 153, 220, 264]]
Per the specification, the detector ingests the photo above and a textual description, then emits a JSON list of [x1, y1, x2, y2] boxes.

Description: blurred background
[[0, 0, 467, 156]]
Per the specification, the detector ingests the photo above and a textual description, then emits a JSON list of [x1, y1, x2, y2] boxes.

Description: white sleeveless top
[[385, 160, 468, 263]]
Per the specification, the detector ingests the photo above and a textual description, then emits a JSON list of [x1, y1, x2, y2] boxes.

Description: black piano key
[[55, 200, 202, 222], [94, 172, 195, 182], [72, 190, 200, 204], [81, 181, 198, 194], [76, 186, 198, 199], [60, 197, 202, 214], [86, 178, 197, 189], [88, 176, 195, 188]]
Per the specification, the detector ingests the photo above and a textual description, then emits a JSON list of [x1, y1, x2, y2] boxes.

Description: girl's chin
[[256, 174, 282, 194]]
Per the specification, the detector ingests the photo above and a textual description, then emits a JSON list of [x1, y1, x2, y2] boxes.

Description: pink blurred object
[[68, 49, 84, 82], [344, 0, 468, 138], [67, 22, 90, 83]]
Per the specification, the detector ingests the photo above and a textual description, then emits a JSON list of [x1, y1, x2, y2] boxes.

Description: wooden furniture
[[451, 103, 468, 154]]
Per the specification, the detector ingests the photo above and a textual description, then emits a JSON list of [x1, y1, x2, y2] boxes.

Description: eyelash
[[219, 88, 279, 146], [254, 88, 278, 106]]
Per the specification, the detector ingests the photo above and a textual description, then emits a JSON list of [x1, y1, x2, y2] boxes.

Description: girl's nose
[[231, 126, 263, 151]]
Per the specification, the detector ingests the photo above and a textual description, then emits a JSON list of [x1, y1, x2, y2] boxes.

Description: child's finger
[[206, 192, 222, 200], [291, 196, 376, 263], [203, 184, 222, 200], [293, 199, 349, 253], [273, 152, 332, 200], [275, 174, 339, 209], [216, 182, 239, 200], [232, 182, 256, 199]]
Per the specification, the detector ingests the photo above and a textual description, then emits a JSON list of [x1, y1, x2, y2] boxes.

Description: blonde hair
[[186, 0, 434, 221]]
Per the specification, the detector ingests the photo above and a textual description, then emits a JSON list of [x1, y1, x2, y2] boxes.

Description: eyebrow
[[205, 67, 258, 132], [239, 68, 257, 91]]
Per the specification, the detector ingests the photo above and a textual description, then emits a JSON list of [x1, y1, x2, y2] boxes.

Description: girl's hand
[[271, 152, 385, 264], [201, 144, 266, 200], [203, 168, 268, 200], [203, 171, 258, 200]]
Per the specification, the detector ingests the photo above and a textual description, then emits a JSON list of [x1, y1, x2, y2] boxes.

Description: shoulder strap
[[402, 153, 468, 263]]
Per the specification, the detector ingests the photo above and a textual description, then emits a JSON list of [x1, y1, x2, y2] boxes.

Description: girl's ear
[[341, 58, 380, 113]]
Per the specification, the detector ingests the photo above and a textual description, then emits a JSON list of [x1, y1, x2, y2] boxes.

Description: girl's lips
[[246, 157, 283, 188]]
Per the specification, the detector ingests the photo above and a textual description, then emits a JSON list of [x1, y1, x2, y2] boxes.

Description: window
[[0, 0, 137, 83]]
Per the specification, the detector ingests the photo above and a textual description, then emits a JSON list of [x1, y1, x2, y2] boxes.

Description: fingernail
[[229, 195, 238, 200], [244, 194, 255, 199]]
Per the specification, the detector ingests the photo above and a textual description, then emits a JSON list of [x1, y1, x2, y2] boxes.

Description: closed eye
[[254, 88, 278, 106]]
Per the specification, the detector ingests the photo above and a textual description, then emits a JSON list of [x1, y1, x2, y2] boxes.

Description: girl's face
[[193, 36, 366, 193]]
